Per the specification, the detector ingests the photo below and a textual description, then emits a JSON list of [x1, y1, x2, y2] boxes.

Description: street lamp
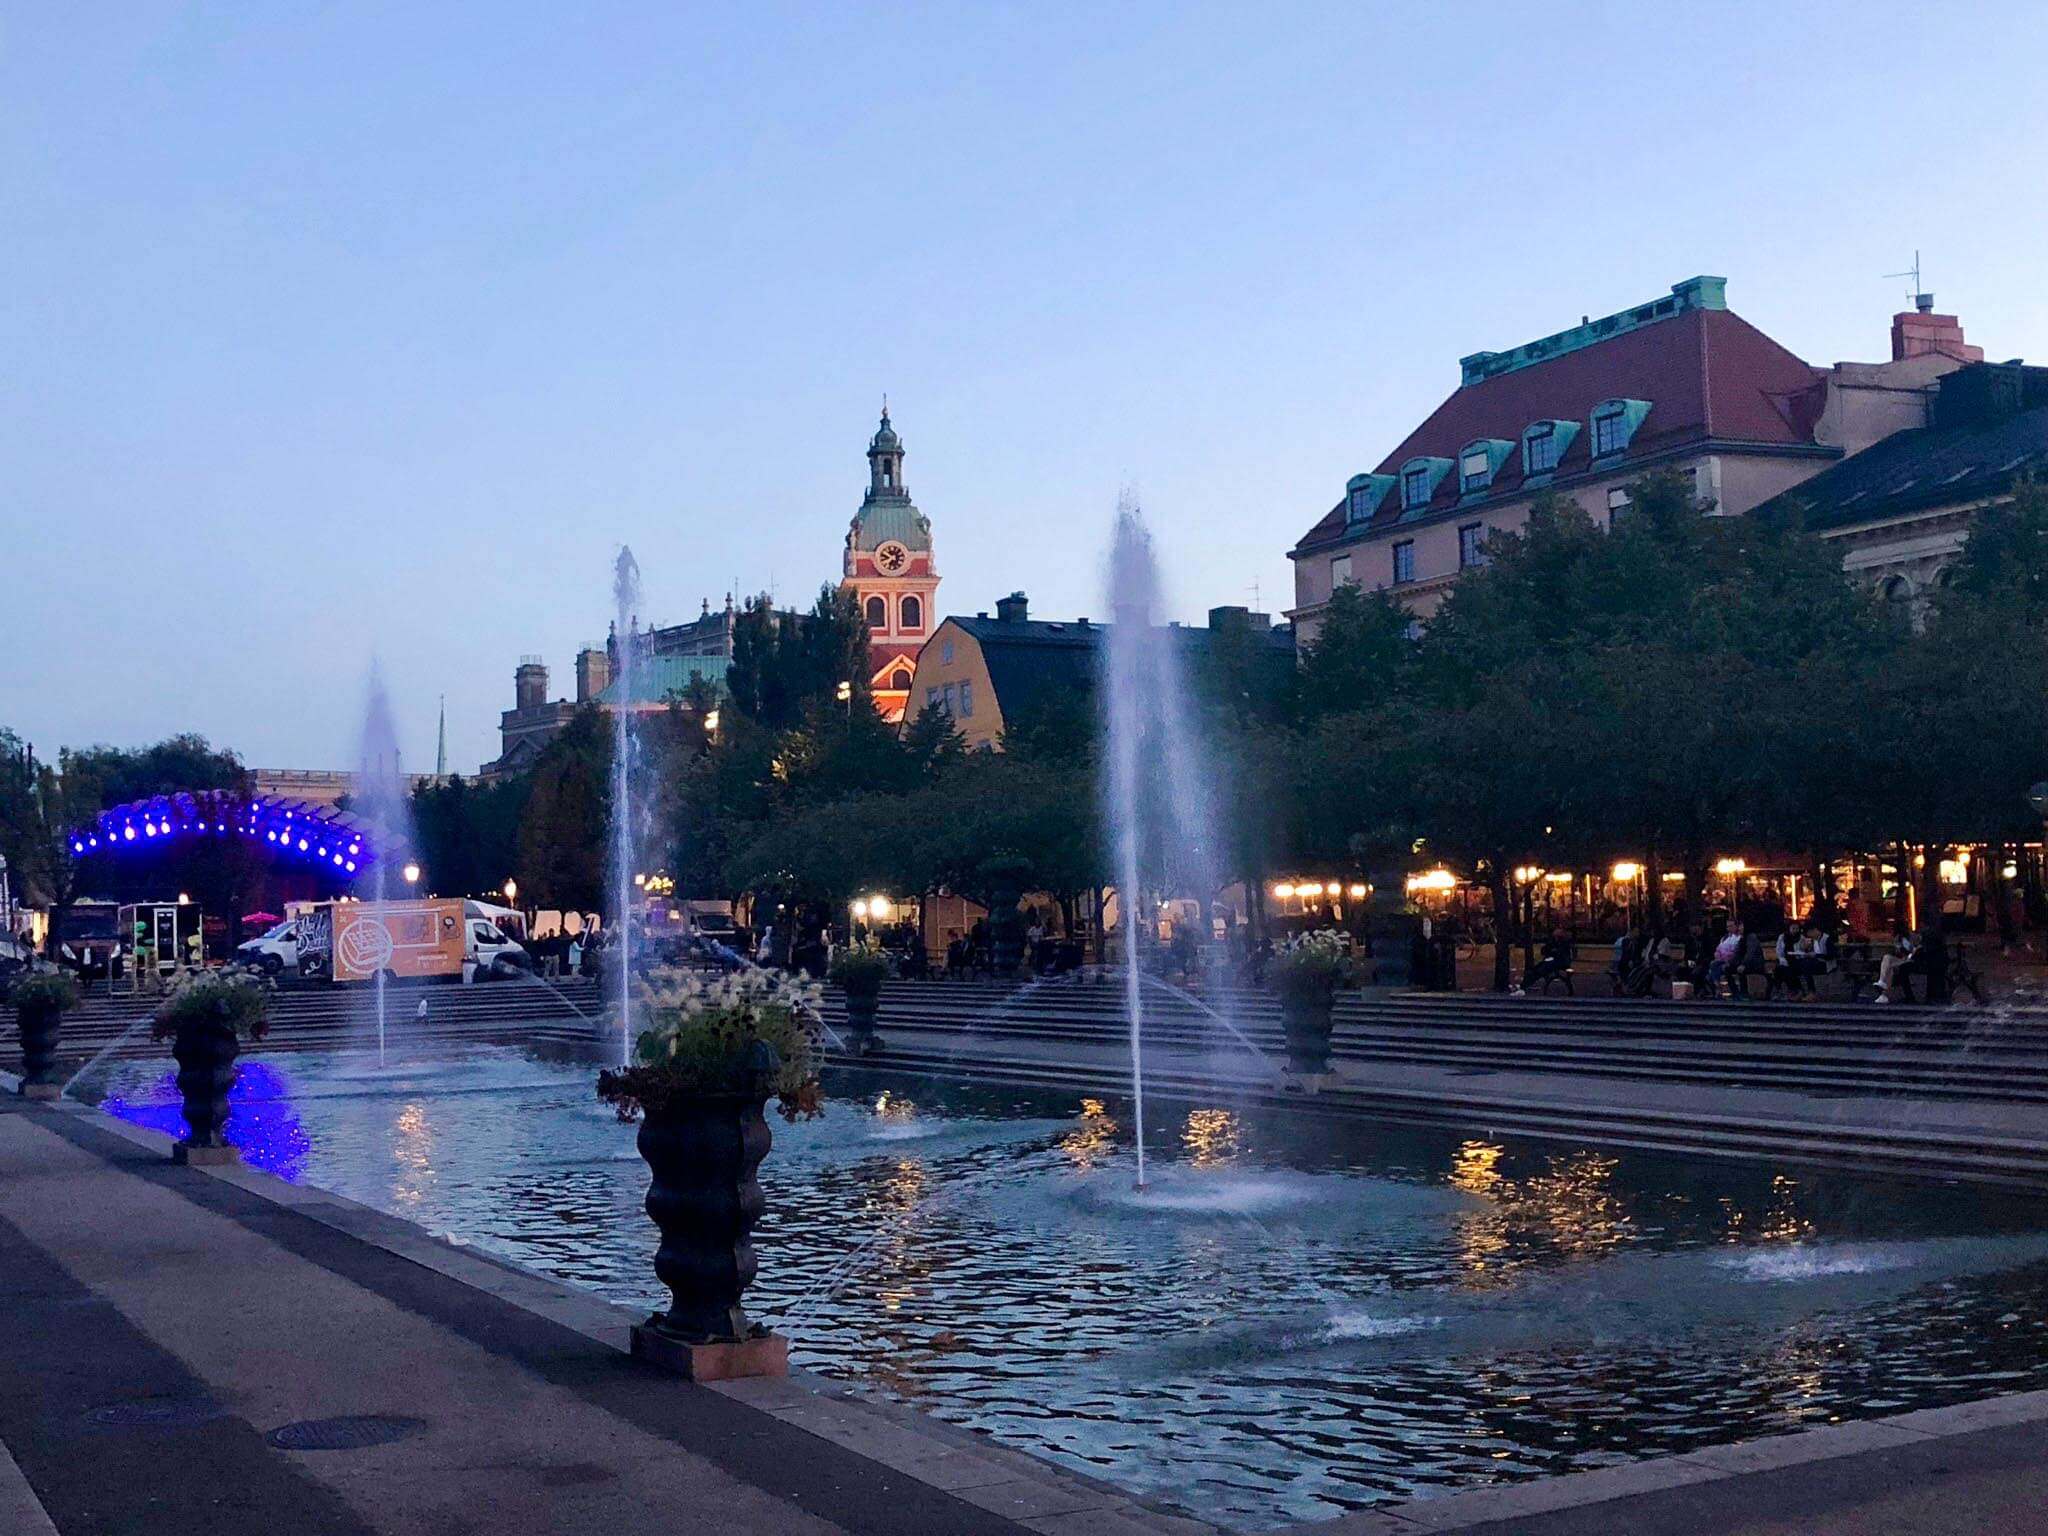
[[703, 708, 720, 735], [402, 862, 421, 887], [503, 878, 518, 904]]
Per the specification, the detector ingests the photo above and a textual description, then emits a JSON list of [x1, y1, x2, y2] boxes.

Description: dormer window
[[1344, 472, 1393, 525], [1524, 424, 1558, 475], [1402, 466, 1432, 510], [1460, 447, 1492, 494], [1590, 399, 1650, 459]]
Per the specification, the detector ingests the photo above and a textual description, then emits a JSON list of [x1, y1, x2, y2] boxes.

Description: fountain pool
[[90, 1045, 2048, 1530]]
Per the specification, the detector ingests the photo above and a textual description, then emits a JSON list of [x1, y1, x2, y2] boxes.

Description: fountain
[[610, 547, 642, 1067], [1103, 499, 1231, 1188], [354, 665, 417, 1069]]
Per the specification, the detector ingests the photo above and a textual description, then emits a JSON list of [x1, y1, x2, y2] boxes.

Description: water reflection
[[81, 1049, 2048, 1534]]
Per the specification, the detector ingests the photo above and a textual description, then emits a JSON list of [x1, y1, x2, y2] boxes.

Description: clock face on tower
[[873, 540, 909, 575]]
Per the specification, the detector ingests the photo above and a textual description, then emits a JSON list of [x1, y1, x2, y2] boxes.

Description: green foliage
[[514, 707, 610, 911], [828, 937, 890, 994], [9, 970, 80, 1014], [1268, 929, 1358, 1003], [596, 969, 823, 1121], [151, 970, 271, 1040], [726, 587, 872, 730]]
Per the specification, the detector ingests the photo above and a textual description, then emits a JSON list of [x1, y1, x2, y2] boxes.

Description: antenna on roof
[[1885, 250, 1934, 312], [1247, 579, 1262, 610]]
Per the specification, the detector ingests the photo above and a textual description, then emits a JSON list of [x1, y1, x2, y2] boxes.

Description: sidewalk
[[0, 1095, 1203, 1536], [6, 1091, 2048, 1536]]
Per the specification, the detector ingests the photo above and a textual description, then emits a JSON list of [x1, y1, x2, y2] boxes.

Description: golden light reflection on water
[[1182, 1108, 1243, 1168], [1061, 1097, 1117, 1169], [1450, 1147, 1630, 1278], [390, 1101, 435, 1207], [1720, 1174, 1816, 1245], [874, 1091, 919, 1122]]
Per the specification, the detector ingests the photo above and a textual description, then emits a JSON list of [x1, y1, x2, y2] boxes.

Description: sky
[[5, 1, 2046, 774]]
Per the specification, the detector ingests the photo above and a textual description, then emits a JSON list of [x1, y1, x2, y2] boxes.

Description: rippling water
[[94, 1045, 2048, 1531]]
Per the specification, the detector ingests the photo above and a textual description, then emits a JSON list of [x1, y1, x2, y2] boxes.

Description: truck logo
[[338, 918, 394, 974]]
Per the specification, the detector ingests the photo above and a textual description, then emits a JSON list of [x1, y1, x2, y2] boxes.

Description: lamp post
[[503, 878, 518, 907], [836, 679, 852, 725], [402, 862, 421, 889]]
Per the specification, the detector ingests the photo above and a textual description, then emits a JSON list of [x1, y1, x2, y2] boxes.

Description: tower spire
[[435, 695, 447, 778]]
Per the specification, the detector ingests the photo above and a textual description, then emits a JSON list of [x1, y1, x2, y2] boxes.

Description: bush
[[1268, 929, 1358, 1005], [10, 971, 81, 1015], [151, 971, 271, 1041], [828, 940, 889, 995], [598, 969, 824, 1122]]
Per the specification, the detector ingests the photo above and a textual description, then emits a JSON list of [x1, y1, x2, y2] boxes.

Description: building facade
[[840, 407, 940, 724], [906, 592, 1293, 751], [1287, 276, 1984, 641], [1759, 360, 2048, 615]]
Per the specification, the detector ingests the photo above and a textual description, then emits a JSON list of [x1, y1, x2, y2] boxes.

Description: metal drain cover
[[266, 1414, 427, 1451], [89, 1398, 225, 1429]]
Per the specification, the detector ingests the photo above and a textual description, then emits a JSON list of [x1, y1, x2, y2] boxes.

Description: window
[[1392, 540, 1416, 585], [1330, 554, 1354, 589], [1402, 466, 1432, 510], [942, 683, 958, 714], [1460, 447, 1493, 494], [889, 666, 912, 689], [865, 595, 887, 629], [1459, 523, 1487, 569], [900, 594, 922, 631], [959, 680, 975, 718], [941, 637, 954, 664], [926, 686, 941, 707], [1524, 424, 1558, 475], [1607, 487, 1631, 522], [1347, 485, 1372, 522], [1594, 409, 1628, 457]]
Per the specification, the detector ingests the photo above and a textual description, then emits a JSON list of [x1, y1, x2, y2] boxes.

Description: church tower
[[841, 404, 939, 724]]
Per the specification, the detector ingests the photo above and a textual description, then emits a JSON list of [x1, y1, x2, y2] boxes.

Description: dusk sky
[[6, 2, 2045, 774]]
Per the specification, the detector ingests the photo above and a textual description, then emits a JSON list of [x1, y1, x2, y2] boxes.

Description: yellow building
[[904, 592, 1292, 750]]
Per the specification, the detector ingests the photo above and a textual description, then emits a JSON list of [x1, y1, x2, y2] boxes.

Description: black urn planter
[[172, 1018, 241, 1151], [15, 1001, 63, 1098], [1279, 991, 1336, 1075], [840, 985, 884, 1056], [638, 1090, 773, 1344]]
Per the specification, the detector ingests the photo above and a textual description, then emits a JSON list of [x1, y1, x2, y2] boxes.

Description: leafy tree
[[1297, 583, 1416, 721], [513, 708, 609, 911]]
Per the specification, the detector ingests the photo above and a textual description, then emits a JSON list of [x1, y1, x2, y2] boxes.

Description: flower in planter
[[149, 971, 272, 1041], [827, 939, 890, 995], [597, 968, 824, 1123], [1268, 929, 1361, 1003], [10, 970, 82, 1016]]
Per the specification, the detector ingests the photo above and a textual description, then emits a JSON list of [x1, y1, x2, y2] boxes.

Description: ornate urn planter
[[600, 970, 820, 1382], [171, 1017, 243, 1164], [839, 981, 884, 1056], [15, 1001, 65, 1100], [12, 972, 80, 1102], [152, 971, 269, 1166], [639, 1087, 774, 1344], [1278, 990, 1336, 1076]]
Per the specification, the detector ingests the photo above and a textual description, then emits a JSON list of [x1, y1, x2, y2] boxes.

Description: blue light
[[348, 842, 359, 855], [144, 824, 157, 838], [267, 831, 278, 842], [71, 841, 83, 854], [345, 861, 357, 873], [123, 826, 135, 841], [332, 853, 344, 866], [297, 839, 308, 851]]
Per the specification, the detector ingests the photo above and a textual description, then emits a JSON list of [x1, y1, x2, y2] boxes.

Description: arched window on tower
[[900, 594, 922, 632], [865, 595, 887, 630]]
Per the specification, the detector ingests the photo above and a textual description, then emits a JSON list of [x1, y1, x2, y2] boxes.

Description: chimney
[[515, 657, 548, 713], [1892, 299, 1984, 364], [995, 591, 1029, 623], [575, 646, 611, 704]]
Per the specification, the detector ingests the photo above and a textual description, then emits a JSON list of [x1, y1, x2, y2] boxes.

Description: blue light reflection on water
[[81, 1046, 2048, 1533], [100, 1059, 311, 1182]]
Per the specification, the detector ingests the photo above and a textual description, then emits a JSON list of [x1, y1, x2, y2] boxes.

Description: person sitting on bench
[[1515, 931, 1573, 994]]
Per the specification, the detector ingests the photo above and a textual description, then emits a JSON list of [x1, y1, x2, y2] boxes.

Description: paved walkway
[[6, 1089, 2048, 1535], [0, 1095, 1203, 1536]]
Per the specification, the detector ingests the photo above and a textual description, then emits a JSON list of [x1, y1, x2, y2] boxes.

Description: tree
[[513, 709, 609, 911], [1297, 583, 1416, 721]]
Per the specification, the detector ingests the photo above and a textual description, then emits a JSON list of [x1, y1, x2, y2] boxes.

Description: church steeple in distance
[[866, 401, 906, 500]]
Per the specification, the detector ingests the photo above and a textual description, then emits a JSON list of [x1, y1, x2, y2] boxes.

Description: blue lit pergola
[[69, 790, 390, 880]]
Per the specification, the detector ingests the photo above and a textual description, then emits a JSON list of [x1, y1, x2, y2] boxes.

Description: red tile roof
[[1294, 308, 1827, 551]]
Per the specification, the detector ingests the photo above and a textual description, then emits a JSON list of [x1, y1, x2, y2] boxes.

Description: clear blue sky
[[6, 1, 2044, 773]]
